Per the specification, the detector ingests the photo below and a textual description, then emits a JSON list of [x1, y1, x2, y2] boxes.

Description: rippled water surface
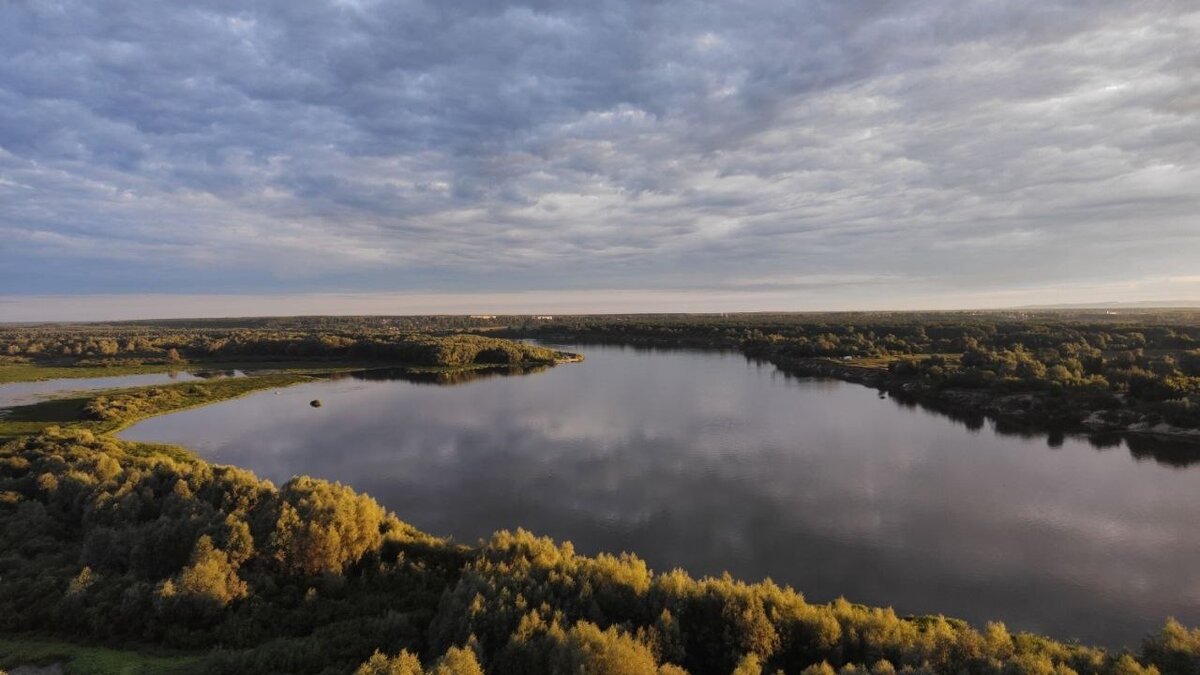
[[120, 345, 1200, 647]]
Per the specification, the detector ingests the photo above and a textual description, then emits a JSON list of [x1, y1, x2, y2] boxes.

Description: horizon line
[[3, 292, 1200, 324]]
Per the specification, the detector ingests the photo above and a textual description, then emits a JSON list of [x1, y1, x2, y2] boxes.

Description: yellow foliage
[[355, 649, 424, 675], [174, 535, 248, 607], [430, 646, 485, 675]]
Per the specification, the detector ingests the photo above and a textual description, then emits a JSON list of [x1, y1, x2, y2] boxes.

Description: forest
[[2, 314, 1200, 673], [2, 429, 1199, 675], [0, 329, 578, 442], [0, 327, 571, 371]]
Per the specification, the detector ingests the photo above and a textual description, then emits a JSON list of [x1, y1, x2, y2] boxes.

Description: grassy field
[[0, 396, 92, 440], [0, 359, 400, 384], [0, 372, 319, 440], [0, 360, 563, 440], [0, 637, 201, 675], [0, 363, 177, 384]]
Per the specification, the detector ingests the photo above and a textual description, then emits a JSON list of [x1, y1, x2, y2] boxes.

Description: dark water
[[120, 345, 1200, 648], [0, 369, 245, 409]]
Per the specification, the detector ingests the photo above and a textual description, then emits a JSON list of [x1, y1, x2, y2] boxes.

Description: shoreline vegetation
[[3, 431, 1198, 675], [2, 316, 1199, 674], [505, 312, 1200, 450], [0, 329, 582, 384], [0, 331, 580, 441]]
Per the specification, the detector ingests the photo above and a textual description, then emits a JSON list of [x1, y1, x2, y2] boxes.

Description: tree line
[[2, 429, 1197, 674], [0, 328, 569, 369], [508, 314, 1200, 434]]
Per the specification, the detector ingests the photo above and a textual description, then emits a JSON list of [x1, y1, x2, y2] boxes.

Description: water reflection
[[874, 386, 1200, 468], [121, 345, 1200, 648], [192, 369, 245, 380], [1124, 436, 1200, 468]]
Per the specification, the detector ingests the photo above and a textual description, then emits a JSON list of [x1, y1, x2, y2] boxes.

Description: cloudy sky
[[2, 0, 1198, 319]]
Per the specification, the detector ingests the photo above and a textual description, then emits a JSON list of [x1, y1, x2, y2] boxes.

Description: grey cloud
[[0, 0, 1198, 305]]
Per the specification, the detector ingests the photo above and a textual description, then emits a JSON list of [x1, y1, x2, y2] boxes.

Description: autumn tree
[[355, 650, 424, 675], [172, 535, 248, 608], [271, 476, 386, 575]]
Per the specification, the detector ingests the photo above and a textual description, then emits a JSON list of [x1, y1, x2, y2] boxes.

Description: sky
[[1, 0, 1199, 320]]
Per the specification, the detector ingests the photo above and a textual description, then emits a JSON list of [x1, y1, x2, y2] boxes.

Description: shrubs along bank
[[507, 313, 1200, 442], [2, 430, 1198, 675], [0, 328, 574, 374], [0, 331, 580, 440]]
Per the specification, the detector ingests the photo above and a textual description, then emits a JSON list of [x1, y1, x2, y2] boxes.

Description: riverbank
[[0, 359, 582, 442], [0, 362, 186, 384], [0, 353, 583, 386], [762, 355, 1200, 449], [515, 326, 1200, 450], [0, 344, 583, 442], [0, 372, 321, 441]]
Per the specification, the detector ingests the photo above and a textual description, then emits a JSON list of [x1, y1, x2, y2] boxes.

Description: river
[[119, 344, 1200, 648]]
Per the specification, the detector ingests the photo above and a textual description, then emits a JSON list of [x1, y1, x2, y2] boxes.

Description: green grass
[[0, 357, 576, 442], [0, 373, 318, 440], [0, 397, 92, 440], [0, 359, 389, 384], [0, 363, 176, 384], [81, 372, 321, 434], [0, 637, 202, 675]]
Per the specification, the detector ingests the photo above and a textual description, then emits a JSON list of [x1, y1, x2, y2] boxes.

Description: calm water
[[0, 370, 245, 409], [120, 345, 1200, 648]]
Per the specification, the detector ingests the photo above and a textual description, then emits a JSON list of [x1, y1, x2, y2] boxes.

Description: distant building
[[470, 315, 497, 320], [534, 315, 555, 320]]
